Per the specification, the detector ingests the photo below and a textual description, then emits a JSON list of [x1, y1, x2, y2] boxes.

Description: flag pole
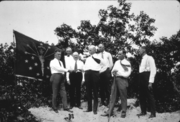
[[13, 30, 17, 86]]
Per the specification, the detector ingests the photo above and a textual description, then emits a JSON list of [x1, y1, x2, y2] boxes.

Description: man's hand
[[68, 70, 73, 73], [78, 69, 84, 72], [81, 80, 85, 86], [67, 80, 71, 85], [148, 83, 153, 89], [107, 67, 111, 71], [122, 66, 128, 72], [112, 70, 118, 76]]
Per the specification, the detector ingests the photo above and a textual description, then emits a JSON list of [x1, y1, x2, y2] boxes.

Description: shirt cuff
[[65, 69, 68, 72], [149, 77, 155, 83]]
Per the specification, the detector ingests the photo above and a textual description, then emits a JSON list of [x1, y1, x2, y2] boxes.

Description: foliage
[[149, 30, 180, 112], [0, 78, 48, 122], [0, 42, 15, 85]]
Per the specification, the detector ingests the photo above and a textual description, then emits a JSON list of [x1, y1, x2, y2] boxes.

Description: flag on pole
[[14, 30, 59, 81]]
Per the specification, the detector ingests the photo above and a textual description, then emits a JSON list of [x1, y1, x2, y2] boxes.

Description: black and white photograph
[[0, 0, 180, 122]]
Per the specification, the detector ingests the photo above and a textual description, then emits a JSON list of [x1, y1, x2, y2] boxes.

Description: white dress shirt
[[84, 53, 105, 71], [66, 59, 85, 81], [50, 58, 68, 74], [64, 55, 74, 68], [111, 59, 132, 78], [139, 54, 156, 83], [98, 51, 113, 73]]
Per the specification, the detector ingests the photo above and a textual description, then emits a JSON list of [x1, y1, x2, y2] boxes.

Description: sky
[[0, 0, 179, 45]]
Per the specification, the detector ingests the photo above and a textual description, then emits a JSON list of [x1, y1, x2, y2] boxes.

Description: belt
[[53, 73, 63, 75], [70, 71, 82, 73], [116, 76, 127, 79], [139, 71, 150, 74], [85, 70, 99, 73]]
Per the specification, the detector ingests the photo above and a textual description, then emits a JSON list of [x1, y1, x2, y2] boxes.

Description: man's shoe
[[51, 108, 58, 113], [78, 107, 83, 109], [69, 106, 73, 109], [117, 106, 122, 112], [93, 111, 97, 114], [121, 111, 126, 118], [101, 113, 109, 117], [149, 114, 156, 118], [137, 112, 146, 117], [64, 108, 73, 112], [101, 112, 113, 117], [84, 110, 92, 112]]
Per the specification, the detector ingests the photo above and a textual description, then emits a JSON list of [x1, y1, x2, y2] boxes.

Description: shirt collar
[[66, 55, 72, 58], [54, 58, 60, 62], [142, 54, 148, 59]]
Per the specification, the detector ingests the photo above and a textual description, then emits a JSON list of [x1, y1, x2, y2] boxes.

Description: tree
[[0, 42, 15, 85], [144, 30, 180, 112], [54, 23, 77, 49]]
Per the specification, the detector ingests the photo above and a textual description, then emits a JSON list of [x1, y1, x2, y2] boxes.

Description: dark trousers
[[85, 70, 100, 113], [51, 73, 68, 109], [69, 72, 82, 107], [108, 77, 128, 114], [99, 69, 111, 105], [139, 72, 156, 115]]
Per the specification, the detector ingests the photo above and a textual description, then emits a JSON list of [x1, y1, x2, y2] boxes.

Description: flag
[[14, 30, 59, 81]]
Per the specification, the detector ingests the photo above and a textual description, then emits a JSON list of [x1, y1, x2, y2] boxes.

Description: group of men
[[49, 44, 157, 119]]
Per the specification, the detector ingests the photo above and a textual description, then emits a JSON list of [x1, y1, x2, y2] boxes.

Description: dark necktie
[[59, 61, 61, 67], [101, 52, 104, 59], [92, 56, 101, 64], [74, 61, 77, 71]]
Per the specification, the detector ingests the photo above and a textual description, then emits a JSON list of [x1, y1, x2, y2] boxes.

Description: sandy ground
[[29, 99, 180, 122]]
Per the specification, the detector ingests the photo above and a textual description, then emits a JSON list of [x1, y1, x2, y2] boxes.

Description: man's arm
[[119, 60, 132, 78], [66, 62, 71, 84], [81, 62, 85, 85], [149, 56, 156, 83], [108, 52, 113, 70], [83, 57, 89, 71], [50, 60, 68, 73], [111, 61, 118, 76]]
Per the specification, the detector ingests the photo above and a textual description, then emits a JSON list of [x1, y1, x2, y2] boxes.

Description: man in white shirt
[[63, 47, 74, 100], [137, 46, 156, 118], [98, 44, 113, 106], [66, 52, 85, 109], [84, 45, 105, 114], [49, 50, 70, 113], [64, 47, 74, 68], [102, 50, 131, 118]]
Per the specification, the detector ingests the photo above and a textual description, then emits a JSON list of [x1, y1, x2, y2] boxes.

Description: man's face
[[117, 51, 124, 60], [98, 45, 104, 52], [73, 54, 79, 60], [138, 48, 144, 56], [66, 49, 72, 56], [55, 52, 61, 60], [89, 47, 95, 55]]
